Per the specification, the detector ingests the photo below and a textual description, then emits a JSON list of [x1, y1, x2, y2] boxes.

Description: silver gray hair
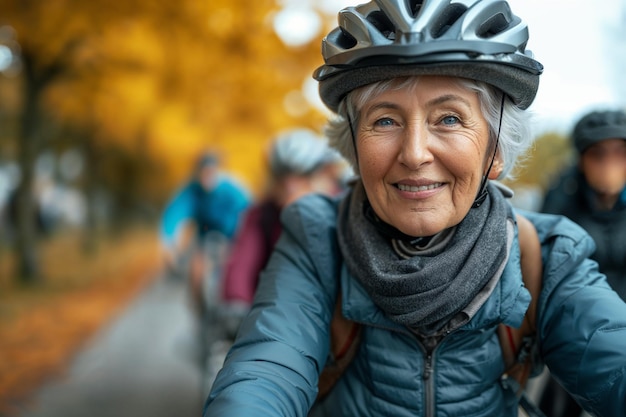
[[324, 76, 532, 181]]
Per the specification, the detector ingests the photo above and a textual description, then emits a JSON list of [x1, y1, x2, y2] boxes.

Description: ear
[[487, 156, 504, 180]]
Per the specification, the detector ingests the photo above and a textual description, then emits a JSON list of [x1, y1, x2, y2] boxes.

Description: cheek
[[443, 148, 484, 187], [584, 159, 626, 188], [356, 140, 393, 178]]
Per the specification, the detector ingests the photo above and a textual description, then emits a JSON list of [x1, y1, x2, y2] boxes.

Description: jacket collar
[[338, 238, 531, 333]]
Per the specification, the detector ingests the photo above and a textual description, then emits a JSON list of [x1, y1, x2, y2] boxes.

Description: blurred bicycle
[[157, 151, 250, 396]]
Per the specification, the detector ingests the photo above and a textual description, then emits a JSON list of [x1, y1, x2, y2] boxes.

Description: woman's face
[[355, 76, 500, 237]]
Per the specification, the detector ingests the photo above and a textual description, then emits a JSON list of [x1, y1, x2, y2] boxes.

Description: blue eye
[[442, 115, 459, 126], [374, 117, 395, 127]]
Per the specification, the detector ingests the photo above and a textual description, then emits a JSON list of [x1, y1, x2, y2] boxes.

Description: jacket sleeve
[[203, 195, 341, 417], [159, 185, 194, 248], [532, 212, 626, 417], [217, 180, 251, 239]]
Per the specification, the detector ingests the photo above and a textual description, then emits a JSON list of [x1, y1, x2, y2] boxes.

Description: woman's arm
[[534, 214, 626, 417], [204, 196, 340, 417]]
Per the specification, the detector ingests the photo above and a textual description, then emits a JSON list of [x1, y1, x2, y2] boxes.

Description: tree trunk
[[14, 53, 45, 284], [81, 137, 99, 255]]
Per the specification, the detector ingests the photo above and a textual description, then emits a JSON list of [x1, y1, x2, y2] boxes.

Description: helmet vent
[[410, 0, 423, 18], [477, 13, 509, 38], [430, 4, 467, 39], [367, 11, 396, 40], [336, 28, 358, 49]]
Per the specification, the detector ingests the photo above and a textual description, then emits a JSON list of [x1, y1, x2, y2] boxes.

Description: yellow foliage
[[2, 0, 334, 202], [97, 20, 166, 71], [507, 132, 576, 192], [150, 103, 206, 165]]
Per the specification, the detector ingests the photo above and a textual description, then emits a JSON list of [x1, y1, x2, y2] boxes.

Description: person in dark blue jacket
[[542, 109, 626, 293], [160, 152, 250, 314], [203, 1, 626, 416], [538, 109, 626, 417]]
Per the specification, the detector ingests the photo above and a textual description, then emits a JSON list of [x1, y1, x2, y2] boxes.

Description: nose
[[398, 126, 433, 169]]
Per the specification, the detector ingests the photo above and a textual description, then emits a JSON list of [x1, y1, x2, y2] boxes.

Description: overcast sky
[[275, 0, 626, 134], [507, 0, 626, 133]]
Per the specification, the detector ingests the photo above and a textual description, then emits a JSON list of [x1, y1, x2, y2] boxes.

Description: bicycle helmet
[[269, 129, 342, 178], [313, 0, 544, 112], [572, 109, 626, 154]]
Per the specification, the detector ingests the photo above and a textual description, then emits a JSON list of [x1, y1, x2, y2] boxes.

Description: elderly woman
[[203, 1, 626, 416]]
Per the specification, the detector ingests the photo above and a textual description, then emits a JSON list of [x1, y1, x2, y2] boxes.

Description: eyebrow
[[363, 93, 472, 117], [362, 101, 401, 117], [427, 94, 472, 109]]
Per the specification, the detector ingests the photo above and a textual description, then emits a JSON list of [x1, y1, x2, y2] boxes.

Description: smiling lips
[[396, 182, 444, 192]]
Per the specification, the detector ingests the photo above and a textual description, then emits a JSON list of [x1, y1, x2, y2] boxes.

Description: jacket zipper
[[423, 352, 435, 417], [418, 336, 440, 417]]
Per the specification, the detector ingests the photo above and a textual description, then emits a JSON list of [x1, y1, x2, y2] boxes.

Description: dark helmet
[[572, 109, 626, 154], [313, 0, 544, 112]]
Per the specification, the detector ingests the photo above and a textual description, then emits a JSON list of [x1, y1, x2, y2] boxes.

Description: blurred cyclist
[[540, 108, 626, 417], [220, 128, 348, 334], [159, 151, 251, 315], [196, 129, 347, 393], [542, 109, 626, 292]]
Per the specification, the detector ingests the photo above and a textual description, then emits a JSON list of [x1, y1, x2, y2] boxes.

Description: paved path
[[20, 275, 208, 417], [15, 270, 590, 417]]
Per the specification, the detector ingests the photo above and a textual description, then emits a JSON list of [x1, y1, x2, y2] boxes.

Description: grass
[[0, 225, 161, 416]]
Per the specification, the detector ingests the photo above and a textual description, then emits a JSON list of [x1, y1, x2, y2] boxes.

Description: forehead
[[585, 138, 626, 152], [352, 75, 480, 110]]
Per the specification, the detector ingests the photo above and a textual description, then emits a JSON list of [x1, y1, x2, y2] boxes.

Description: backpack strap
[[498, 213, 543, 396], [317, 293, 362, 401]]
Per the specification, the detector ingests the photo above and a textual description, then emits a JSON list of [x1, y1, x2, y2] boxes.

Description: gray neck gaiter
[[337, 181, 511, 333]]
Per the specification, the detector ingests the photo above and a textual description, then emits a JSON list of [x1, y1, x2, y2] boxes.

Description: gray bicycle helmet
[[314, 0, 544, 112], [269, 129, 342, 178], [572, 109, 626, 154]]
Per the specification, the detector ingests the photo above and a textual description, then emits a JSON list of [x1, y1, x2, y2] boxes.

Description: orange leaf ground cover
[[0, 226, 162, 416]]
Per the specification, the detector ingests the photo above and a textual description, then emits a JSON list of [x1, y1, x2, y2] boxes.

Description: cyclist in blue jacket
[[160, 152, 250, 314], [203, 1, 626, 416]]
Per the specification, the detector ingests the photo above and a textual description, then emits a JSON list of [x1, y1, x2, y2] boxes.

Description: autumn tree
[[1, 0, 331, 283], [506, 131, 575, 192]]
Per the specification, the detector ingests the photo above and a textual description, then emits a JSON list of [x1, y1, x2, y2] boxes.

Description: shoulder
[[518, 209, 608, 320], [280, 193, 341, 233], [278, 193, 342, 277], [520, 210, 595, 260], [516, 209, 600, 296], [521, 210, 600, 295], [214, 176, 251, 203]]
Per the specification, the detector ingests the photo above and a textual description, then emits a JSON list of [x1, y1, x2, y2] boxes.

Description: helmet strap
[[472, 94, 505, 208], [347, 109, 360, 172]]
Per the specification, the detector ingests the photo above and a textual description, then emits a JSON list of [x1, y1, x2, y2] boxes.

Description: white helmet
[[269, 129, 342, 178], [314, 0, 543, 112]]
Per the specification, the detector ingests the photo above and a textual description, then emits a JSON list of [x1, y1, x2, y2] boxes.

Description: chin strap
[[472, 94, 506, 209]]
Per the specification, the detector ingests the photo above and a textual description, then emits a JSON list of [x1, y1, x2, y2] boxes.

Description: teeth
[[397, 183, 442, 192]]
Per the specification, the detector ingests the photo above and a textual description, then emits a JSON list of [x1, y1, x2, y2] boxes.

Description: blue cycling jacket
[[160, 175, 250, 247], [204, 193, 626, 417]]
